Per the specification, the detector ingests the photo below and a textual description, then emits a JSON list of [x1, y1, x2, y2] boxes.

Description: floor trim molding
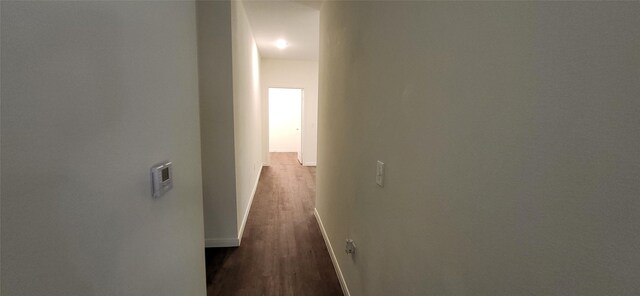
[[238, 165, 263, 245], [205, 237, 239, 248], [303, 162, 317, 167], [314, 208, 351, 296]]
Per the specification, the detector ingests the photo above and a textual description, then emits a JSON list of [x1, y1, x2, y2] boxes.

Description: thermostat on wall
[[151, 161, 173, 198]]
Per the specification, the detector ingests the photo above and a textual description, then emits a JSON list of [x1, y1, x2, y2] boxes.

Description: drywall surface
[[261, 59, 318, 166], [268, 88, 303, 153], [0, 1, 3, 287], [198, 0, 263, 246], [1, 1, 206, 295], [317, 2, 640, 296], [231, 0, 263, 238], [197, 0, 240, 246]]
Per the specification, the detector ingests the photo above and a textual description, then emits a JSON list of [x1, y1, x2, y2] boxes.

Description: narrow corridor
[[205, 153, 342, 296]]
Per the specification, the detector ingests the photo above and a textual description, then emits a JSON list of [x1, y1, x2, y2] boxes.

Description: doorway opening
[[268, 87, 303, 164]]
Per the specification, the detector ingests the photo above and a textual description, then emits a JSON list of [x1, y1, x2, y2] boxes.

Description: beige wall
[[1, 2, 206, 294], [199, 0, 263, 247], [197, 0, 239, 247], [317, 2, 640, 296], [231, 0, 263, 241], [261, 59, 319, 166]]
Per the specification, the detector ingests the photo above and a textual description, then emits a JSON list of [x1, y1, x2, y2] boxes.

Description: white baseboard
[[205, 237, 239, 248], [303, 162, 317, 167], [314, 208, 351, 296], [206, 166, 263, 248], [237, 165, 263, 245]]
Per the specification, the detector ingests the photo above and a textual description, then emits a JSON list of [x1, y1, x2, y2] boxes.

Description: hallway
[[205, 153, 343, 296]]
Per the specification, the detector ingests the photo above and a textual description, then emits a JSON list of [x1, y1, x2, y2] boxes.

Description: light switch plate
[[376, 160, 384, 187]]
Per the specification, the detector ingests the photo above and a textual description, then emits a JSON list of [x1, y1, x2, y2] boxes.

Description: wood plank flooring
[[205, 153, 343, 296]]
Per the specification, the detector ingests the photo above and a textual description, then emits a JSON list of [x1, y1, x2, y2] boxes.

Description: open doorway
[[269, 87, 303, 163]]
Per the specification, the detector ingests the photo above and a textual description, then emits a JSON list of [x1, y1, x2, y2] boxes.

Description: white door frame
[[267, 87, 304, 164]]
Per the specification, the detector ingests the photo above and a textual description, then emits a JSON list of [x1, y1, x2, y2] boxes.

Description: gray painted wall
[[1, 1, 206, 294], [317, 2, 640, 295], [231, 0, 263, 238], [197, 0, 240, 246], [198, 0, 263, 247]]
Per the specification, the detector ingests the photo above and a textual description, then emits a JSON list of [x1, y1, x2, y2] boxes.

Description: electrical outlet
[[345, 239, 356, 254], [376, 160, 384, 187]]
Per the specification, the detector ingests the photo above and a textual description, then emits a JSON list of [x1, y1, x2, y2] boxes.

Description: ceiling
[[242, 1, 320, 61]]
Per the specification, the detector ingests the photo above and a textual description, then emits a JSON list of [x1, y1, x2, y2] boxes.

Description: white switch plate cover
[[376, 160, 384, 187]]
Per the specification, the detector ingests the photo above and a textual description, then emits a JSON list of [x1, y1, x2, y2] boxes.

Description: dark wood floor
[[205, 153, 343, 296]]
